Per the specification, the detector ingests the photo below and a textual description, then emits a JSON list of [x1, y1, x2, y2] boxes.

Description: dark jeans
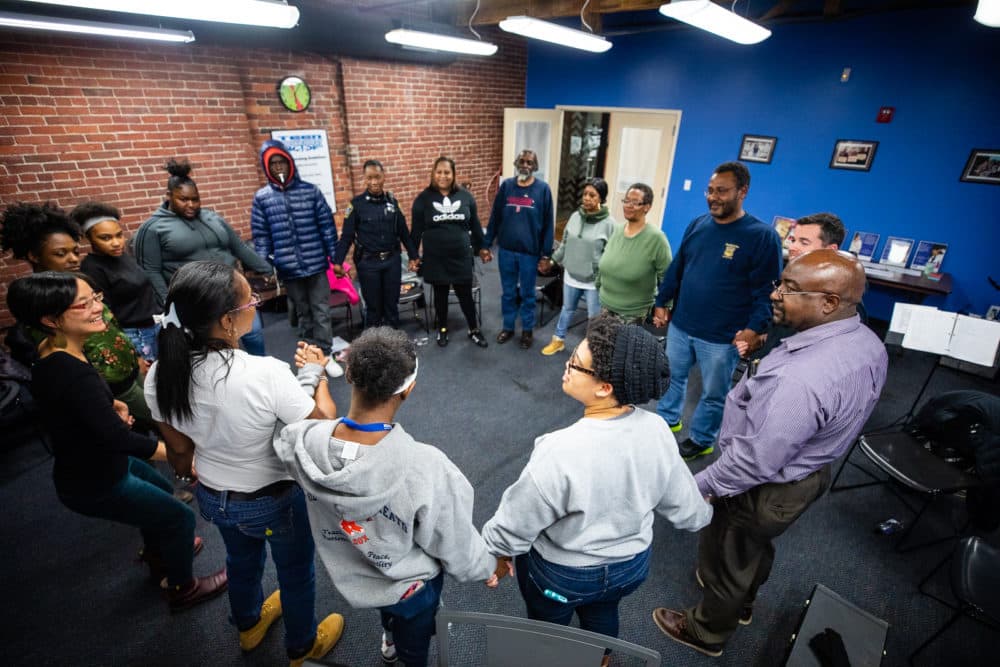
[[515, 547, 651, 640], [58, 457, 196, 587], [432, 282, 477, 331], [686, 465, 832, 645], [358, 253, 402, 328], [196, 483, 317, 656], [378, 571, 444, 667]]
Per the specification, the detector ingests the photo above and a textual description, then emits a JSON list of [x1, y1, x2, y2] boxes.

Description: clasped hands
[[295, 341, 329, 369], [485, 556, 514, 589]]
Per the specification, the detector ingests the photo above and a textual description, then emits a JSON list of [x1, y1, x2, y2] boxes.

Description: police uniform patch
[[345, 204, 353, 217]]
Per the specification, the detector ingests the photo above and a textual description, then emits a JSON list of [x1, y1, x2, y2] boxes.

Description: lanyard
[[340, 417, 392, 432]]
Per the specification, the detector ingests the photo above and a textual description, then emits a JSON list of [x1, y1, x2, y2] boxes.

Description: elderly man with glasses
[[651, 161, 782, 460], [652, 249, 887, 658]]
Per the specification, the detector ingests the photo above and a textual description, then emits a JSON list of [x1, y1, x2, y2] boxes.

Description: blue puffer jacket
[[251, 139, 338, 281]]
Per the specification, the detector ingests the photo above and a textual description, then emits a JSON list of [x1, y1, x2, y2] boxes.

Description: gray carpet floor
[[2, 259, 996, 666]]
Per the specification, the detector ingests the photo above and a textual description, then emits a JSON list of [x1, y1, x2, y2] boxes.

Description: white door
[[502, 108, 564, 192], [602, 110, 681, 228]]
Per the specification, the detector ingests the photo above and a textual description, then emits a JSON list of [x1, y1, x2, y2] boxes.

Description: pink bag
[[327, 262, 360, 304]]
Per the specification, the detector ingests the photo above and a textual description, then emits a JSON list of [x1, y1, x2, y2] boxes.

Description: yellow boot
[[240, 589, 282, 651], [289, 613, 345, 667], [541, 336, 565, 356]]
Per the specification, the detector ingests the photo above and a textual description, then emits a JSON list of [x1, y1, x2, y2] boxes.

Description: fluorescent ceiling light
[[385, 29, 498, 56], [974, 0, 1000, 27], [0, 10, 195, 42], [21, 0, 299, 29], [659, 0, 771, 45], [499, 16, 612, 53]]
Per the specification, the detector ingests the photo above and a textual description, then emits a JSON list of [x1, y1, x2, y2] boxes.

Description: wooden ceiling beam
[[462, 0, 666, 26]]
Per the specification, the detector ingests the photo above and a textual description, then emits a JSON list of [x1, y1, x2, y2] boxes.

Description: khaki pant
[[685, 465, 832, 645]]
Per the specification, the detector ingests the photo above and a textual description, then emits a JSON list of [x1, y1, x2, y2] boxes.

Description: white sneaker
[[325, 358, 344, 378], [381, 631, 397, 663]]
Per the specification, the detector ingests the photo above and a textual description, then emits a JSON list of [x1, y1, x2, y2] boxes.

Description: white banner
[[269, 128, 337, 213]]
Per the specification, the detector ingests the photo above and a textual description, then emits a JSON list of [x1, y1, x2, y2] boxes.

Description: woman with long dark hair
[[410, 156, 489, 348], [144, 260, 342, 664], [134, 159, 273, 355], [6, 271, 226, 611]]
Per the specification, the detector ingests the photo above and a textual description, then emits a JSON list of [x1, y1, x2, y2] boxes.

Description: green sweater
[[597, 223, 672, 320]]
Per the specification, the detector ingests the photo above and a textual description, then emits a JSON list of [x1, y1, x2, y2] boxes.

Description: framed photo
[[772, 215, 796, 242], [830, 139, 878, 171], [910, 241, 948, 273], [960, 149, 1000, 185], [879, 236, 915, 268], [847, 231, 880, 262], [739, 134, 777, 164]]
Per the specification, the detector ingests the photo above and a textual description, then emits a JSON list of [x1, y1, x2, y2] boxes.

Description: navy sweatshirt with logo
[[484, 177, 554, 258], [655, 212, 782, 344]]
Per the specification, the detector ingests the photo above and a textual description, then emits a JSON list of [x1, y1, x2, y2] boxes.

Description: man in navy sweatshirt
[[652, 161, 782, 460], [482, 150, 555, 350]]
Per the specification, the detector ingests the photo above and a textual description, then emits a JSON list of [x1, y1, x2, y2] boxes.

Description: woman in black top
[[411, 157, 488, 348], [6, 272, 226, 612], [72, 201, 160, 361]]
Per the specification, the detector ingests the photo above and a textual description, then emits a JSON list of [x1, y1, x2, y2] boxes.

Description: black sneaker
[[468, 330, 488, 348], [679, 438, 714, 461], [437, 328, 448, 347]]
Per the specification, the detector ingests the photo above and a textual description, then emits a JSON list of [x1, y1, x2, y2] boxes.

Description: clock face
[[277, 76, 311, 112]]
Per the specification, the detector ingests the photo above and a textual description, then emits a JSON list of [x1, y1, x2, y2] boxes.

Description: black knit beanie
[[609, 324, 670, 405]]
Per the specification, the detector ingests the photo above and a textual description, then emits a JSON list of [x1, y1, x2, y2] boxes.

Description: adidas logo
[[432, 196, 465, 222]]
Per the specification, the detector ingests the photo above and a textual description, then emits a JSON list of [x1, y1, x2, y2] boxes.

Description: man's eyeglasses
[[67, 291, 104, 310], [229, 293, 263, 313], [771, 280, 836, 300], [704, 186, 735, 197], [621, 199, 647, 208]]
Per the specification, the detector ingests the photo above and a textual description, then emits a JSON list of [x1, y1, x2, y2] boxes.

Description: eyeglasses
[[771, 280, 836, 300], [621, 199, 647, 208], [67, 291, 104, 310], [229, 293, 262, 313], [704, 186, 735, 197], [566, 347, 598, 377]]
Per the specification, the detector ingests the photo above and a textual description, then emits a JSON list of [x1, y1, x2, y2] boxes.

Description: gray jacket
[[551, 208, 616, 283]]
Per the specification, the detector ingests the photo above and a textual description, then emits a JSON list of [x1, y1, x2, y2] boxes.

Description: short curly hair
[[1, 202, 81, 261], [345, 327, 417, 407], [584, 312, 622, 384]]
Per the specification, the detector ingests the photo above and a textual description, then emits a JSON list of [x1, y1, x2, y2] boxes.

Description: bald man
[[653, 250, 887, 657]]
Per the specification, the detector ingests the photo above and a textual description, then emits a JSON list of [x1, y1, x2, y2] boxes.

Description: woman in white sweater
[[482, 313, 712, 661]]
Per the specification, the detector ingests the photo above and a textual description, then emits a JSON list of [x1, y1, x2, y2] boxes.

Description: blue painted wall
[[524, 8, 1000, 319]]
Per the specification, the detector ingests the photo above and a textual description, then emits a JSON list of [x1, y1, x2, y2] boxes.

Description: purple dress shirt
[[696, 314, 888, 498]]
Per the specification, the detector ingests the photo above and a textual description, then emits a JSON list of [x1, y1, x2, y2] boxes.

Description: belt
[[199, 479, 296, 502], [366, 250, 397, 261]]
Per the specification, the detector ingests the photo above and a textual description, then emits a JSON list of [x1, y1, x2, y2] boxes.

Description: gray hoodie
[[274, 419, 495, 608]]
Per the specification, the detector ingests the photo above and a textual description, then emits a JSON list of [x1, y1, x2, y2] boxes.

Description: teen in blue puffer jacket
[[251, 139, 339, 353]]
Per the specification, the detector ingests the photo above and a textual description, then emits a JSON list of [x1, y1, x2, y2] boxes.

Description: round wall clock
[[277, 76, 311, 112]]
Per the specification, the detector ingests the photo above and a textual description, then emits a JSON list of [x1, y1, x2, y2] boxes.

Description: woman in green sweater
[[597, 183, 672, 322]]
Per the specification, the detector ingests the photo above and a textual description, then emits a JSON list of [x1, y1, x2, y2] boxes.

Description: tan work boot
[[289, 613, 345, 667], [240, 589, 283, 651], [541, 336, 565, 356]]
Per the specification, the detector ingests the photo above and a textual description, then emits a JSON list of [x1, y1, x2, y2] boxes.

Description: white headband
[[393, 358, 419, 395], [81, 215, 117, 234]]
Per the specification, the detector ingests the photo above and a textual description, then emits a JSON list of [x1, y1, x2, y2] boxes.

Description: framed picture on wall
[[830, 139, 878, 171], [739, 134, 777, 164], [959, 149, 1000, 185], [847, 231, 880, 262], [772, 215, 796, 242], [879, 236, 915, 268]]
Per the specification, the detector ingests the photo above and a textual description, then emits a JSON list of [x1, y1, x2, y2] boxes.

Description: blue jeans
[[58, 457, 195, 587], [497, 248, 538, 331], [554, 284, 601, 339], [196, 484, 317, 656], [515, 547, 651, 640], [240, 311, 266, 356], [123, 323, 159, 361], [379, 571, 444, 667], [656, 323, 739, 446]]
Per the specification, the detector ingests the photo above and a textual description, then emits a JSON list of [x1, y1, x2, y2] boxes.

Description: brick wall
[[0, 29, 525, 327]]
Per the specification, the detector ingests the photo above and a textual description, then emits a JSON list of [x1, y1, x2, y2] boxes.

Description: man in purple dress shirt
[[652, 249, 888, 657]]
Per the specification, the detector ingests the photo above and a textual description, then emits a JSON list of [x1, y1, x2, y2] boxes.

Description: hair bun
[[164, 158, 192, 178]]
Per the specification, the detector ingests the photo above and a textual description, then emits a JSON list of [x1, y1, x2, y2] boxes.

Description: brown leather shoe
[[519, 331, 533, 349], [139, 536, 204, 586], [168, 568, 228, 613], [652, 608, 723, 657], [496, 329, 515, 344]]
